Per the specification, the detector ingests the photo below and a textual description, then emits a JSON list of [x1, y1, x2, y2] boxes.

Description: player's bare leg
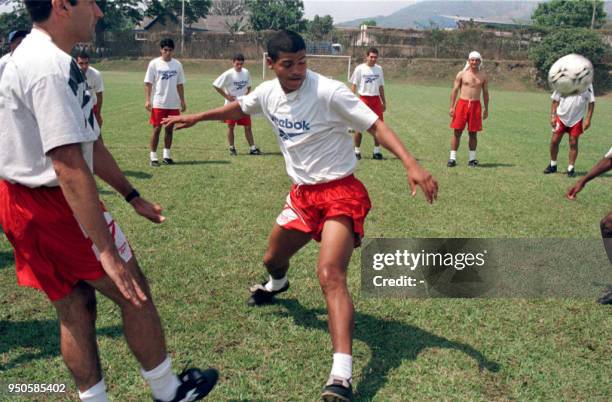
[[227, 124, 236, 155], [149, 126, 162, 166], [353, 131, 363, 160], [468, 131, 478, 167], [163, 125, 175, 164], [448, 129, 462, 167], [598, 212, 612, 304], [544, 132, 563, 174], [567, 135, 578, 176], [244, 125, 255, 147]]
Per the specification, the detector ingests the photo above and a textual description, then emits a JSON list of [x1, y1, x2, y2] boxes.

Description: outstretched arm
[[567, 155, 612, 200], [161, 101, 248, 130]]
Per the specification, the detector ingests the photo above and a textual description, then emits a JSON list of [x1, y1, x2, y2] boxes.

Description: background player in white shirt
[[144, 38, 186, 166], [77, 50, 104, 128], [350, 47, 386, 160], [544, 84, 595, 177], [0, 29, 28, 79], [213, 53, 261, 155], [162, 30, 438, 401]]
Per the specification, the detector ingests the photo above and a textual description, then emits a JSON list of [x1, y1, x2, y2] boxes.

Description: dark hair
[[76, 50, 90, 60], [160, 38, 175, 49], [9, 30, 29, 44], [233, 53, 245, 62], [366, 47, 379, 56], [266, 30, 306, 62], [25, 0, 77, 23]]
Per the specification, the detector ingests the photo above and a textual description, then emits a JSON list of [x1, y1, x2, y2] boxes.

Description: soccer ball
[[548, 54, 593, 96]]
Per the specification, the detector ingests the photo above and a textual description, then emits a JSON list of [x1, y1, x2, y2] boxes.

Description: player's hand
[[550, 117, 556, 128], [162, 114, 199, 130], [130, 196, 165, 223], [566, 180, 585, 200], [227, 95, 236, 102], [407, 165, 438, 204], [181, 101, 187, 112], [382, 102, 387, 112], [145, 100, 152, 112], [96, 113, 103, 128], [449, 107, 455, 118], [99, 250, 147, 307], [583, 119, 591, 131], [483, 109, 488, 120]]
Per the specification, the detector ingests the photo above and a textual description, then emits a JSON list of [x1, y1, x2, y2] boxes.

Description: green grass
[[0, 66, 611, 401]]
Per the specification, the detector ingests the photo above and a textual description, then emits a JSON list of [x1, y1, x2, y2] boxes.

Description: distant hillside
[[337, 0, 612, 29]]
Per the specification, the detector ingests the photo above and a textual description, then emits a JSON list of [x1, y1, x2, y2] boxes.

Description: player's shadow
[[276, 299, 500, 401], [123, 170, 153, 179], [172, 160, 231, 165], [476, 163, 515, 168], [0, 319, 122, 371], [0, 250, 14, 269]]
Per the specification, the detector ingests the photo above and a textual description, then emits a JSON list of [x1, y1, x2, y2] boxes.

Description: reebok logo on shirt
[[364, 75, 379, 84], [234, 80, 249, 90], [160, 70, 178, 80], [271, 115, 311, 140]]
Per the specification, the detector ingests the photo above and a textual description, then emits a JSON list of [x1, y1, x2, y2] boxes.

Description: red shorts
[[451, 99, 482, 132], [150, 108, 180, 127], [359, 95, 384, 121], [553, 117, 583, 137], [0, 181, 133, 301], [225, 116, 252, 126], [276, 175, 371, 247]]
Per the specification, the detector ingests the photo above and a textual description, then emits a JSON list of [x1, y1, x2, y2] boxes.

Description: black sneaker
[[153, 367, 218, 402], [543, 164, 557, 174], [372, 152, 383, 160], [597, 288, 612, 305], [247, 280, 289, 306], [567, 168, 575, 177], [447, 159, 457, 167], [249, 148, 262, 155], [321, 376, 353, 402], [229, 147, 237, 156], [150, 160, 160, 167], [468, 159, 479, 167], [163, 158, 175, 165], [355, 153, 361, 160]]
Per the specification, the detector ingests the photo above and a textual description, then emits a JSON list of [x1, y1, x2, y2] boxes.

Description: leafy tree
[[428, 27, 447, 59], [146, 0, 211, 26], [0, 0, 30, 44], [532, 0, 607, 29], [246, 0, 305, 32], [306, 15, 334, 40], [360, 19, 377, 27]]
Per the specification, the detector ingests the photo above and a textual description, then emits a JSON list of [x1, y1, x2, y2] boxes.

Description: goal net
[[262, 53, 352, 82]]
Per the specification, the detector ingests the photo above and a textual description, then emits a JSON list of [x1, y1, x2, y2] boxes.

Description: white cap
[[468, 51, 482, 60]]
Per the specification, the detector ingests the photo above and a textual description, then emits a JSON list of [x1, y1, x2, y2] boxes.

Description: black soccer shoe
[[229, 147, 237, 156], [249, 148, 262, 155], [153, 367, 218, 402], [163, 158, 175, 165], [321, 376, 353, 402], [150, 160, 160, 167], [468, 159, 479, 167], [247, 281, 289, 306], [372, 152, 383, 160], [355, 152, 362, 160], [543, 164, 557, 174], [597, 288, 612, 305], [567, 168, 575, 177], [447, 159, 457, 167]]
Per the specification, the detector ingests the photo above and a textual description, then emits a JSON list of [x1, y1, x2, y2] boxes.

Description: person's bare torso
[[459, 69, 486, 100]]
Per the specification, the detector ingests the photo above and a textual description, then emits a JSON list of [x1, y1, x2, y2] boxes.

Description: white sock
[[450, 150, 457, 160], [78, 379, 108, 402], [250, 145, 257, 151], [150, 151, 158, 161], [469, 150, 477, 161], [568, 164, 574, 171], [550, 160, 557, 167], [354, 147, 360, 154], [373, 146, 381, 154], [330, 353, 352, 380], [163, 148, 171, 159], [264, 275, 287, 291], [141, 356, 181, 402]]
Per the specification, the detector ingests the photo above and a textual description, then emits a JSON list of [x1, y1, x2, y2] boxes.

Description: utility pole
[[181, 0, 185, 53], [591, 0, 596, 29]]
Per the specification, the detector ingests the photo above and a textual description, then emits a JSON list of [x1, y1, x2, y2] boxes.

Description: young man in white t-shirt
[[0, 2, 217, 401], [544, 84, 595, 177], [77, 50, 104, 128], [0, 29, 28, 78], [144, 38, 186, 166], [162, 30, 438, 401], [213, 53, 261, 156], [350, 47, 386, 160]]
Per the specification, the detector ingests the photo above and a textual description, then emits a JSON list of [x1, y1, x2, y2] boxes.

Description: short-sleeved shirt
[[350, 63, 384, 96], [85, 66, 104, 106], [0, 29, 99, 188], [0, 53, 10, 79], [238, 70, 378, 185], [213, 68, 252, 105], [144, 57, 185, 109], [551, 84, 595, 128], [605, 147, 612, 159]]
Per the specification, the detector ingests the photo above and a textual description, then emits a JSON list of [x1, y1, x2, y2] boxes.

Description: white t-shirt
[[0, 53, 10, 79], [238, 70, 379, 185], [85, 66, 104, 106], [212, 68, 252, 105], [350, 63, 384, 96], [605, 147, 612, 159], [144, 57, 185, 109], [551, 84, 595, 128], [0, 29, 98, 188]]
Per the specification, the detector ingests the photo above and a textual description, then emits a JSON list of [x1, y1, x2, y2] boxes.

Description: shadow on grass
[[172, 160, 231, 165], [0, 319, 122, 371], [276, 299, 500, 401], [0, 250, 14, 269], [124, 170, 153, 179], [476, 163, 515, 168]]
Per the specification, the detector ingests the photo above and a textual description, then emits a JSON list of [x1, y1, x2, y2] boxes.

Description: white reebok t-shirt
[[551, 84, 595, 128], [85, 66, 104, 106], [0, 29, 99, 188], [350, 63, 384, 96], [238, 70, 379, 185], [0, 53, 10, 79], [213, 68, 252, 105], [144, 57, 185, 109]]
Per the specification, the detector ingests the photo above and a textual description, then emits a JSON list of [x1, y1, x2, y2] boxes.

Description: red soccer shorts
[[150, 108, 180, 127], [0, 181, 133, 301], [275, 175, 372, 247], [553, 116, 583, 138], [225, 116, 252, 126], [359, 95, 384, 121], [451, 98, 482, 132]]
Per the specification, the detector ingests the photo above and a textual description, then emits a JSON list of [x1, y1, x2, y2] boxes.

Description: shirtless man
[[448, 51, 489, 167]]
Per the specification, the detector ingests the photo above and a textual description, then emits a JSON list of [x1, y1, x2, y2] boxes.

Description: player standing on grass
[[162, 30, 438, 401], [213, 53, 261, 156], [350, 47, 386, 160], [0, 1, 217, 401], [144, 38, 186, 166], [77, 50, 104, 129], [543, 84, 595, 177], [448, 51, 489, 167]]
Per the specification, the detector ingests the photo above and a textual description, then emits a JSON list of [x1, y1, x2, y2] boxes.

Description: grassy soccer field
[[0, 61, 610, 401]]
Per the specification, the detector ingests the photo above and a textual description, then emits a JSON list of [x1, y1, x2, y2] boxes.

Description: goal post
[[262, 52, 352, 82]]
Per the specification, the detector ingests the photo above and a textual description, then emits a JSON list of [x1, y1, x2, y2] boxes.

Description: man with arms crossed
[[77, 50, 104, 129], [448, 51, 489, 167], [145, 38, 186, 166], [0, 1, 217, 401], [163, 30, 438, 401]]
